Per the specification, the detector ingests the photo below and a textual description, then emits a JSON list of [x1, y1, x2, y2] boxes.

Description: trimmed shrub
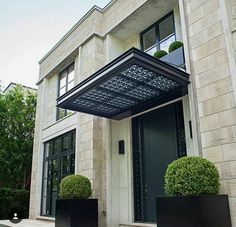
[[59, 175, 92, 199], [164, 156, 220, 196], [153, 50, 168, 59], [168, 41, 183, 53], [0, 188, 29, 219]]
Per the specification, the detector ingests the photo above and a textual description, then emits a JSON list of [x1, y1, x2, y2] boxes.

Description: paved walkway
[[0, 219, 54, 227]]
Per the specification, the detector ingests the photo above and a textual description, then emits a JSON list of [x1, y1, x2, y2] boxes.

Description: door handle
[[144, 183, 148, 200]]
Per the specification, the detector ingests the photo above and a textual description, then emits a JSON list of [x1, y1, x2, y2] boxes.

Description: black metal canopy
[[57, 48, 190, 120]]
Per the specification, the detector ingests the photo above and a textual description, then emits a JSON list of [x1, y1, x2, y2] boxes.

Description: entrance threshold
[[120, 223, 156, 227]]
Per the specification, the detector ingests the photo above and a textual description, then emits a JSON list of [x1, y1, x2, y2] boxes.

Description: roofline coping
[[38, 0, 116, 64]]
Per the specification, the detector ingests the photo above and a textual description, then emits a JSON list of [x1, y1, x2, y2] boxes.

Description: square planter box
[[160, 46, 185, 68], [156, 195, 231, 227], [55, 199, 98, 227]]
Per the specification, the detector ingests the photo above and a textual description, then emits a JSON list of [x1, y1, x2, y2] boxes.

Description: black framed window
[[57, 63, 75, 120], [41, 130, 76, 217], [141, 12, 176, 55]]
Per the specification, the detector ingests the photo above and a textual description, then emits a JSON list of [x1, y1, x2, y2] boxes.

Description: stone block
[[200, 114, 219, 132], [199, 92, 234, 117], [192, 34, 225, 62], [197, 77, 232, 103], [196, 62, 229, 88], [225, 179, 236, 197], [202, 145, 223, 163], [221, 161, 236, 178], [188, 7, 203, 24], [222, 143, 236, 161], [190, 21, 223, 49], [218, 108, 236, 128]]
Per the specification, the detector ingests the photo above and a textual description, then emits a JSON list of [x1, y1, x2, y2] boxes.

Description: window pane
[[160, 35, 175, 52], [53, 139, 61, 154], [59, 86, 66, 96], [61, 156, 69, 175], [67, 110, 73, 117], [71, 132, 75, 149], [62, 135, 69, 150], [58, 108, 66, 120], [59, 76, 66, 88], [159, 15, 174, 41], [51, 159, 59, 177], [67, 81, 74, 91], [70, 154, 75, 173], [51, 196, 57, 216], [146, 46, 157, 55], [68, 70, 74, 83], [49, 142, 53, 156], [143, 27, 156, 50], [51, 177, 58, 192]]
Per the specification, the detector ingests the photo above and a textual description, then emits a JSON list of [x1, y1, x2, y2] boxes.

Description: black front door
[[133, 101, 186, 223]]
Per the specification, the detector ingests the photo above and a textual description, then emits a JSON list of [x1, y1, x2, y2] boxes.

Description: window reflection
[[141, 12, 176, 55]]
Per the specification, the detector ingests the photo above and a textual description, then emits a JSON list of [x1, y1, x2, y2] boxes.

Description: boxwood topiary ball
[[153, 50, 168, 59], [164, 156, 220, 196], [59, 175, 92, 199], [168, 40, 183, 53]]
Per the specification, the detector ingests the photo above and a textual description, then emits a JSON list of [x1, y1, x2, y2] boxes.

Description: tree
[[0, 80, 3, 93], [0, 85, 37, 189]]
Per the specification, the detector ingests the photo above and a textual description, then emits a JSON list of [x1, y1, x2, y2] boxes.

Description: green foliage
[[168, 41, 183, 53], [164, 156, 220, 196], [153, 50, 168, 59], [0, 187, 29, 219], [0, 85, 37, 189], [59, 175, 92, 199]]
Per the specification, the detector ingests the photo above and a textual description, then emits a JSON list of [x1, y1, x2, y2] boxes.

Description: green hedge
[[0, 188, 29, 219]]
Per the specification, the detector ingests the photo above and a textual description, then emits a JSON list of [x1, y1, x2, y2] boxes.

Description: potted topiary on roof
[[156, 156, 231, 227], [168, 40, 183, 53], [55, 174, 98, 227], [153, 50, 168, 59]]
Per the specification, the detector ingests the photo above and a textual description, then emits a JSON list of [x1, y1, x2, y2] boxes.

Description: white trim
[[178, 0, 202, 156], [130, 97, 183, 119]]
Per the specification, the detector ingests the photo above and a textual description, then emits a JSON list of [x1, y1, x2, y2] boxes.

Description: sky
[[0, 0, 111, 89]]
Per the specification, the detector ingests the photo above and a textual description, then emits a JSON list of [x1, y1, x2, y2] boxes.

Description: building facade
[[30, 0, 236, 226]]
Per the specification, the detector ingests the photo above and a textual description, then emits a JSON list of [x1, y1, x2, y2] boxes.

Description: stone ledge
[[36, 216, 55, 222], [120, 223, 156, 227]]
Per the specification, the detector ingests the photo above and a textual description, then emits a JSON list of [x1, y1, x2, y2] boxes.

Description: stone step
[[120, 223, 156, 227]]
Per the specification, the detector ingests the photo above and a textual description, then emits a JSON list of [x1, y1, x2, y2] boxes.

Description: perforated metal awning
[[57, 48, 190, 120]]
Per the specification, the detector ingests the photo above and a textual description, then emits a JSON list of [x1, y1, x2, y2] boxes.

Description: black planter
[[55, 199, 98, 227], [160, 46, 185, 68], [156, 195, 231, 227]]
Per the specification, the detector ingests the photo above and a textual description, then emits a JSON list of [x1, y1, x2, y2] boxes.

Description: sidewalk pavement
[[0, 219, 55, 227]]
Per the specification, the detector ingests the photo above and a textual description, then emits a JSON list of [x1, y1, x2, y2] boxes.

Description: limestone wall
[[183, 0, 236, 225]]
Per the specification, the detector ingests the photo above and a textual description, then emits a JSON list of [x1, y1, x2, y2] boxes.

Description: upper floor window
[[57, 63, 75, 120], [141, 12, 175, 55], [58, 63, 75, 97]]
